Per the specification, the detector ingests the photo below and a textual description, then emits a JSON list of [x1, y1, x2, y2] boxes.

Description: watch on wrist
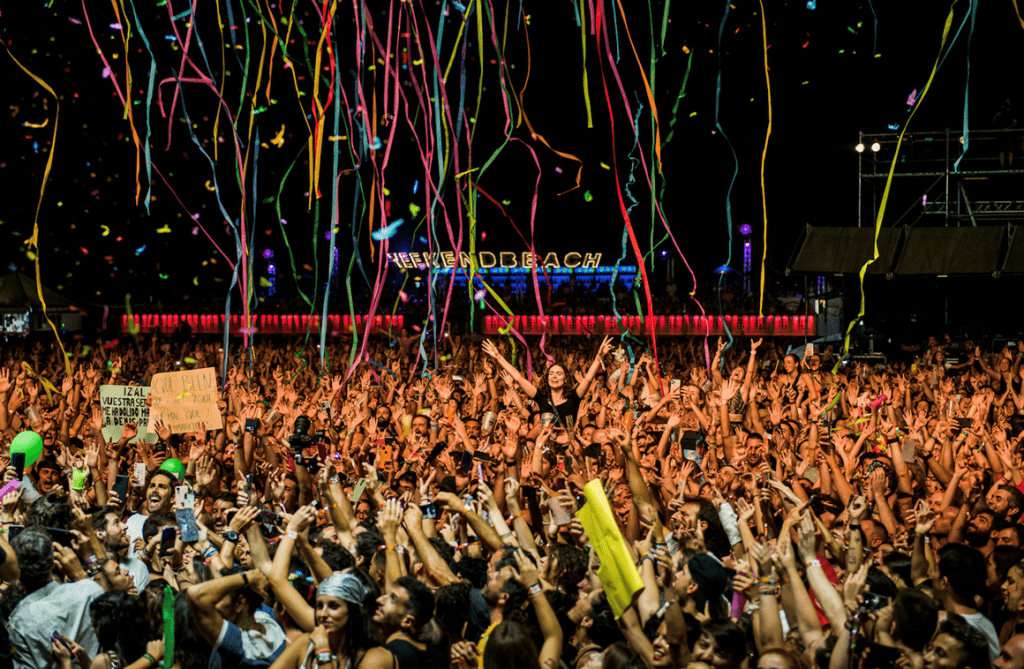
[[316, 650, 336, 665], [223, 530, 240, 543]]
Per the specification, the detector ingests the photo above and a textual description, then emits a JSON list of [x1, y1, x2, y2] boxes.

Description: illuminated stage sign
[[385, 251, 603, 270]]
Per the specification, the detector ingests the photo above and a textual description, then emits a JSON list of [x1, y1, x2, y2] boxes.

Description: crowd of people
[[0, 330, 1023, 669]]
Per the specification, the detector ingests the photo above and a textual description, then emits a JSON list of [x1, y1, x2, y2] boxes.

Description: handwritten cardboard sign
[[100, 385, 156, 444], [147, 368, 223, 435]]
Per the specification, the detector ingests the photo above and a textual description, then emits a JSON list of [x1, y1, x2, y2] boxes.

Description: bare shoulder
[[362, 646, 397, 669]]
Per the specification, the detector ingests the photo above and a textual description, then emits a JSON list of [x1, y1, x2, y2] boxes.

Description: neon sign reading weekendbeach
[[385, 251, 604, 270]]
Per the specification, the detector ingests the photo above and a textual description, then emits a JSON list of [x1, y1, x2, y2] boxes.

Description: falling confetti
[[371, 218, 404, 241]]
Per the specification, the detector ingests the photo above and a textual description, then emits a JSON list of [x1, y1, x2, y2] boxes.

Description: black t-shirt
[[535, 391, 582, 429], [385, 639, 447, 669]]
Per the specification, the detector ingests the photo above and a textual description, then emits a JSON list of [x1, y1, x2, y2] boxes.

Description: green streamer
[[162, 584, 174, 668]]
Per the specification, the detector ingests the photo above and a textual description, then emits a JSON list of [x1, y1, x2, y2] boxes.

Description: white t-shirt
[[961, 611, 1000, 661], [125, 512, 148, 559]]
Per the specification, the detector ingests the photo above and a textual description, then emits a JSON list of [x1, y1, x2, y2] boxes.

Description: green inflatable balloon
[[160, 458, 186, 480], [10, 430, 44, 467]]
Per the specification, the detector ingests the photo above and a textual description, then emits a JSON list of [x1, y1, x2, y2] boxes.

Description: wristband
[[239, 571, 249, 588], [142, 654, 157, 668], [287, 530, 298, 540], [805, 559, 821, 568], [527, 583, 543, 596]]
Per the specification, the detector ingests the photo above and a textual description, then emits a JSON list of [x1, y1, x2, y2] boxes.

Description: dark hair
[[149, 469, 177, 487], [429, 536, 457, 571], [10, 525, 53, 591], [215, 491, 237, 506], [881, 551, 912, 586], [546, 543, 588, 596], [434, 581, 472, 639], [544, 589, 576, 656], [320, 542, 355, 572], [601, 642, 647, 669], [138, 582, 170, 639], [90, 590, 149, 664], [453, 556, 488, 589], [174, 590, 213, 669], [142, 512, 178, 541], [24, 489, 73, 530], [220, 565, 263, 613], [893, 589, 939, 652], [482, 621, 540, 669], [395, 576, 434, 633], [992, 546, 1024, 587], [683, 498, 731, 558], [588, 591, 624, 649], [1000, 485, 1024, 521], [700, 619, 745, 661], [96, 506, 123, 534], [937, 613, 992, 669], [355, 529, 384, 569], [938, 544, 988, 604], [865, 567, 897, 599], [326, 572, 382, 658]]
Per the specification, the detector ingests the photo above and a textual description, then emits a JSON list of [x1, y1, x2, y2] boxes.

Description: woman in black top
[[481, 337, 613, 428]]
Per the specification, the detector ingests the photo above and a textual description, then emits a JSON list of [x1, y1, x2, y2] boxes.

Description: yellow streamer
[[1012, 0, 1024, 31], [4, 45, 71, 375], [757, 0, 772, 317], [576, 479, 644, 618], [838, 1, 957, 364], [580, 0, 593, 128]]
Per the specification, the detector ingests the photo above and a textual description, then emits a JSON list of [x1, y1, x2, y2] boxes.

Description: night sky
[[1, 0, 1021, 325]]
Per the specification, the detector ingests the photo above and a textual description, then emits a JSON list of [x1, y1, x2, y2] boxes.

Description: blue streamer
[[953, 0, 977, 173], [126, 0, 156, 214], [713, 0, 737, 352], [320, 63, 341, 366]]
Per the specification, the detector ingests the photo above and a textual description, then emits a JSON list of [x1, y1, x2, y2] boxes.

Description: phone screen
[[113, 475, 129, 501], [160, 527, 177, 556], [11, 452, 25, 481]]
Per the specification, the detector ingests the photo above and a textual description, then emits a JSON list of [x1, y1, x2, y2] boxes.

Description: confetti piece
[[192, 277, 198, 285], [409, 203, 421, 217], [22, 119, 49, 128], [501, 200, 511, 205], [802, 40, 809, 48], [135, 245, 146, 256], [584, 191, 594, 202], [600, 162, 611, 170], [418, 237, 428, 244], [555, 167, 563, 174], [412, 180, 419, 194], [109, 23, 123, 30], [370, 136, 382, 150], [184, 357, 197, 365], [473, 289, 486, 301], [68, 17, 82, 24], [806, 0, 816, 7], [689, 112, 697, 117], [259, 277, 271, 287], [204, 181, 215, 191], [906, 89, 918, 106], [888, 123, 900, 130], [251, 106, 268, 115], [399, 291, 409, 302], [371, 218, 404, 241], [270, 124, 285, 147], [156, 225, 171, 233], [452, 0, 466, 10], [682, 45, 691, 53], [158, 273, 169, 279]]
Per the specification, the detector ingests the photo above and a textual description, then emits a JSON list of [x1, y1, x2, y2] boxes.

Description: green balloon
[[160, 458, 186, 480], [11, 430, 44, 467]]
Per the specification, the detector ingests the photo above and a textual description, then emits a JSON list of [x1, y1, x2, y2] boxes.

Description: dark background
[[1, 0, 1022, 344]]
